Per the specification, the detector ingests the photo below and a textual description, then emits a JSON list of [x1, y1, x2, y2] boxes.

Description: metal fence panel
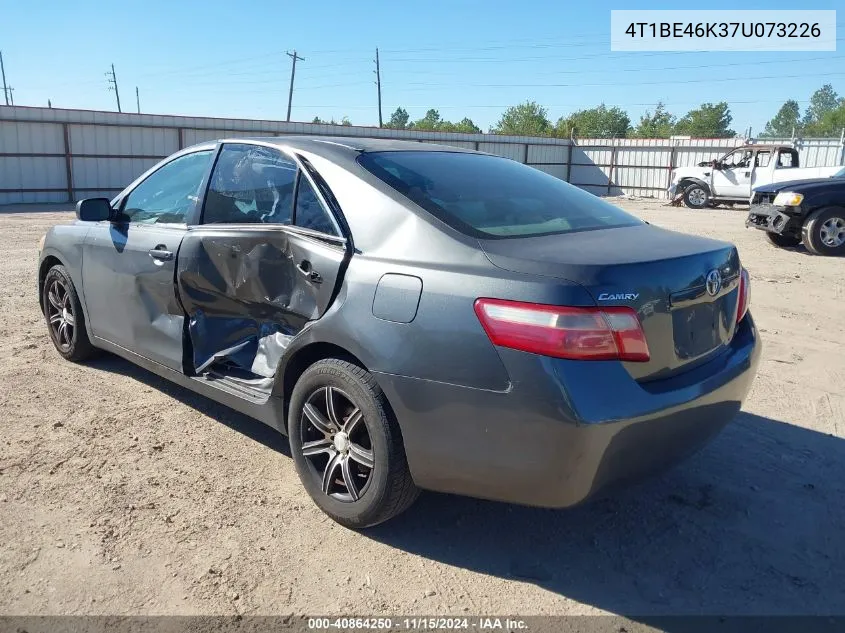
[[477, 142, 524, 161], [69, 124, 178, 157], [2, 106, 844, 203], [71, 157, 160, 190], [0, 120, 65, 153], [0, 156, 65, 189]]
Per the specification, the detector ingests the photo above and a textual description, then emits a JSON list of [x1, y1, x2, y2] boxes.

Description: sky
[[1, 0, 843, 134]]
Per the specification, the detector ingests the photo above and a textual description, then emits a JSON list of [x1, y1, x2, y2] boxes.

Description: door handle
[[149, 246, 173, 261], [297, 260, 323, 284]]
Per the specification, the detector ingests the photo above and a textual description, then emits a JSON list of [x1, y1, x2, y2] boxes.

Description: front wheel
[[766, 232, 801, 248], [803, 207, 845, 256], [288, 359, 419, 528], [683, 183, 709, 209], [42, 264, 97, 362]]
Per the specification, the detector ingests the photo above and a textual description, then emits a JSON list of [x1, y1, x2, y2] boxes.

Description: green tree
[[802, 84, 842, 128], [805, 102, 845, 137], [311, 116, 351, 126], [442, 117, 482, 133], [386, 107, 410, 129], [631, 102, 676, 138], [760, 100, 801, 138], [491, 101, 551, 136], [674, 102, 735, 138], [410, 109, 444, 131], [555, 104, 630, 138]]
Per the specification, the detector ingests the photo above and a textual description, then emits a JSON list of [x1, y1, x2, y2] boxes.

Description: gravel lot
[[1, 199, 843, 618]]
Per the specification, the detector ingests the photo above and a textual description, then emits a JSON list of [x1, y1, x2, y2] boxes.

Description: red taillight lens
[[473, 298, 650, 362], [736, 267, 750, 324]]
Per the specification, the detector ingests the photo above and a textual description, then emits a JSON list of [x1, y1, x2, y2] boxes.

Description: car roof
[[207, 135, 480, 158]]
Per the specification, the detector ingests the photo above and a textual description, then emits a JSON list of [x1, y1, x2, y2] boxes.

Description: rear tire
[[683, 183, 709, 209], [288, 358, 419, 528], [802, 206, 845, 256], [42, 264, 97, 362], [766, 232, 801, 248]]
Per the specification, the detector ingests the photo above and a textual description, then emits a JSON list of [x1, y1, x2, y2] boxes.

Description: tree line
[[313, 83, 845, 139]]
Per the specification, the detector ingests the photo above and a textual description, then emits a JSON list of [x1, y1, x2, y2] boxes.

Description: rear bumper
[[746, 203, 803, 236], [376, 315, 761, 508]]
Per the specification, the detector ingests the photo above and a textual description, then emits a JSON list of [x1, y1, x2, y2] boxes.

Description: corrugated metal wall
[[2, 105, 844, 204]]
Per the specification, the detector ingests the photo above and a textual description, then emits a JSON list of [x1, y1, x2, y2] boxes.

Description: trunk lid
[[480, 224, 742, 381]]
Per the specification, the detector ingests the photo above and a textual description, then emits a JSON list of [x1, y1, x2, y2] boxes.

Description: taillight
[[473, 298, 650, 362], [736, 267, 750, 324]]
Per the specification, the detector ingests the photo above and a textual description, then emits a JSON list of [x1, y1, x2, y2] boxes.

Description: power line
[[286, 50, 304, 122], [106, 63, 121, 112]]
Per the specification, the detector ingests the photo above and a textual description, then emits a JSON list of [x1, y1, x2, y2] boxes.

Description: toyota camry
[[37, 137, 760, 527]]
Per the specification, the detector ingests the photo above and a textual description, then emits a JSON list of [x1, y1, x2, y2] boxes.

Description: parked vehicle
[[38, 138, 760, 527], [669, 143, 841, 209], [746, 167, 845, 255]]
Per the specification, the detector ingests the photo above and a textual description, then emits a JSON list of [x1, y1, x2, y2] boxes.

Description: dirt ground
[[1, 199, 843, 618]]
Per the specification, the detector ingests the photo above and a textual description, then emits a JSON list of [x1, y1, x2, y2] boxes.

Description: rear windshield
[[357, 151, 641, 239]]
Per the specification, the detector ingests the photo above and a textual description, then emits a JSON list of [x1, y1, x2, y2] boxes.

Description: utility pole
[[374, 47, 383, 127], [136, 86, 140, 113], [5, 87, 13, 106], [0, 51, 9, 106], [106, 63, 121, 112], [286, 50, 304, 122]]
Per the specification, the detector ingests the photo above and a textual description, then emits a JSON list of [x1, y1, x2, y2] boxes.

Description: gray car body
[[38, 136, 761, 508]]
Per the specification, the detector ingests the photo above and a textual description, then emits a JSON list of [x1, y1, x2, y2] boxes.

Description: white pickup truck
[[668, 143, 842, 209]]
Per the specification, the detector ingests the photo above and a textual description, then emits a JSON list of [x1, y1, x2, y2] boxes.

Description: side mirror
[[76, 198, 112, 222], [712, 160, 722, 170]]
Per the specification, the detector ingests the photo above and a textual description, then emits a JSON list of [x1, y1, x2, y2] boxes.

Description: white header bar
[[611, 10, 836, 51]]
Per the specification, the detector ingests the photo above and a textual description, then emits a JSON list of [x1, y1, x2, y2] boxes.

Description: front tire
[[803, 207, 845, 256], [683, 183, 709, 209], [42, 264, 97, 362], [288, 359, 419, 528], [766, 232, 801, 248]]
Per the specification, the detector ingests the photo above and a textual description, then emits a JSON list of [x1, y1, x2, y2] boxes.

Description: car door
[[176, 143, 349, 381], [711, 148, 753, 198], [750, 149, 772, 192], [82, 149, 214, 370]]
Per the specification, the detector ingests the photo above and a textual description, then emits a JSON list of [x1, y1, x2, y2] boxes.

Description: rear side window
[[357, 151, 641, 239], [202, 144, 296, 224], [294, 174, 338, 235]]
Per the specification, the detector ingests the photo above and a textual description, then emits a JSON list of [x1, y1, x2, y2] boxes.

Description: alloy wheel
[[819, 216, 845, 248], [46, 278, 75, 352], [299, 386, 375, 502]]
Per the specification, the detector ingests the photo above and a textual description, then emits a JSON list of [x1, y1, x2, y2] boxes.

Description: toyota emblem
[[706, 269, 722, 296]]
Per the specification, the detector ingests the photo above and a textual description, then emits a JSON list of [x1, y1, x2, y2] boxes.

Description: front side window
[[357, 151, 641, 239], [121, 150, 213, 224], [294, 174, 338, 235], [755, 151, 771, 168], [202, 144, 296, 224], [722, 149, 752, 169]]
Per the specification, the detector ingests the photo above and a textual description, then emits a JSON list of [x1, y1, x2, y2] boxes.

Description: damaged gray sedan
[[38, 137, 760, 527]]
